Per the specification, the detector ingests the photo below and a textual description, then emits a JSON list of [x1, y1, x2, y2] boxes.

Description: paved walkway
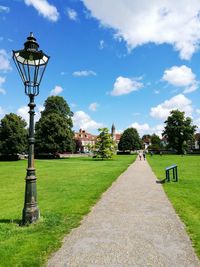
[[47, 157, 200, 267]]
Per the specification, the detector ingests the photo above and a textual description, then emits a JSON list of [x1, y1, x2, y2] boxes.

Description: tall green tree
[[94, 128, 116, 159], [162, 110, 197, 154], [0, 113, 27, 155], [150, 133, 162, 150], [35, 96, 75, 154], [118, 127, 141, 151]]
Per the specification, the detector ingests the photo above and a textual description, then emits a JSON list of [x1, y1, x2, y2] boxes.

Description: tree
[[118, 127, 141, 151], [0, 113, 27, 155], [162, 110, 197, 154], [94, 128, 116, 159], [149, 133, 162, 150], [35, 96, 75, 154]]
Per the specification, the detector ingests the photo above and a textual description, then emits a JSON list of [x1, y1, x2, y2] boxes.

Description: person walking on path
[[47, 159, 200, 267], [138, 150, 142, 160], [143, 150, 146, 160]]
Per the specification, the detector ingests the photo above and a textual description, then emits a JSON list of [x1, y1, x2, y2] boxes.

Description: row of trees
[[0, 96, 75, 157], [0, 95, 197, 158]]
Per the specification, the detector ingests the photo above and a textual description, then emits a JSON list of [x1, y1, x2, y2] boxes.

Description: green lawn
[[147, 154, 200, 258], [0, 155, 135, 267]]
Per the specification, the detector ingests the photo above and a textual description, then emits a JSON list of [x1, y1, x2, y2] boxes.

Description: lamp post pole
[[13, 33, 49, 224], [23, 94, 39, 224]]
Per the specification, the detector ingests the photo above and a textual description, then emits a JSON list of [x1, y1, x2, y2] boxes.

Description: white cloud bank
[[150, 94, 193, 120], [82, 0, 200, 59], [111, 76, 143, 96], [130, 122, 164, 137], [50, 85, 63, 96], [0, 76, 6, 94], [162, 65, 199, 93], [73, 110, 103, 131], [24, 0, 59, 22], [17, 105, 44, 124]]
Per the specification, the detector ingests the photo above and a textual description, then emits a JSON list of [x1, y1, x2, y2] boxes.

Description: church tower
[[111, 123, 116, 140]]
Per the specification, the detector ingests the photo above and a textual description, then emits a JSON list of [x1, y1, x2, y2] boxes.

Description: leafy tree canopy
[[35, 96, 75, 154], [150, 133, 162, 150], [0, 113, 27, 155], [41, 96, 73, 127], [118, 127, 141, 151], [162, 109, 197, 154], [94, 128, 116, 159]]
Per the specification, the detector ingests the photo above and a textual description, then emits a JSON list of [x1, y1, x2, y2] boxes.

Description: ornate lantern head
[[13, 32, 50, 96]]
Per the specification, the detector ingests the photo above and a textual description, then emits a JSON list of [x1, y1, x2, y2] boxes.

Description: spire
[[111, 123, 116, 139]]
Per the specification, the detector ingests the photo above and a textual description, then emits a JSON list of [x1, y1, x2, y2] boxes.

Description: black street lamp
[[13, 33, 49, 225]]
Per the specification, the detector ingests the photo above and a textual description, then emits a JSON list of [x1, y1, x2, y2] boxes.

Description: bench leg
[[173, 168, 175, 181], [175, 167, 178, 182], [166, 170, 170, 182]]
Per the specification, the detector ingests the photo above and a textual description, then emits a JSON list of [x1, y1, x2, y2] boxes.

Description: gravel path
[[47, 157, 200, 267]]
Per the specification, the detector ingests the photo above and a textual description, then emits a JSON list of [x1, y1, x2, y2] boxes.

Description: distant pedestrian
[[150, 151, 153, 157], [143, 151, 146, 160], [139, 151, 142, 160]]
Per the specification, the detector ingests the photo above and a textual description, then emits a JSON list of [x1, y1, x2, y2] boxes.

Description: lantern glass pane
[[13, 48, 49, 89]]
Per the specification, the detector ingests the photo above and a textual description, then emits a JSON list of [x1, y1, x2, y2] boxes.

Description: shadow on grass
[[0, 219, 21, 225]]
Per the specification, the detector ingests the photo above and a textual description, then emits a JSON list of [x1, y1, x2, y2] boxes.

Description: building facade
[[74, 125, 121, 153], [74, 129, 97, 153]]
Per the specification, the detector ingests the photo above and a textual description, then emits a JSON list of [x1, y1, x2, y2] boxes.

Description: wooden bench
[[165, 165, 178, 182]]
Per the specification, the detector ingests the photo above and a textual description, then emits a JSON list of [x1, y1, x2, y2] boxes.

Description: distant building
[[193, 133, 200, 150], [74, 125, 121, 153], [74, 129, 97, 153]]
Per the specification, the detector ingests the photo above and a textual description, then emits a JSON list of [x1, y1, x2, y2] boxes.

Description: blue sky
[[1, 0, 200, 136]]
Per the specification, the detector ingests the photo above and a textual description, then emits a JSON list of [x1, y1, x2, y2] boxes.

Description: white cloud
[[0, 88, 6, 94], [24, 0, 59, 22], [196, 109, 200, 115], [162, 65, 199, 93], [66, 8, 78, 21], [73, 110, 103, 131], [17, 106, 29, 124], [0, 76, 6, 94], [111, 76, 143, 96], [0, 50, 12, 72], [154, 89, 160, 94], [60, 71, 67, 76], [50, 85, 63, 96], [129, 122, 164, 137], [150, 94, 193, 120], [73, 70, 96, 77], [193, 117, 200, 132], [89, 102, 99, 111], [130, 122, 150, 136], [70, 103, 77, 108], [99, 40, 105, 49], [0, 6, 10, 13], [0, 106, 5, 120], [82, 0, 200, 60]]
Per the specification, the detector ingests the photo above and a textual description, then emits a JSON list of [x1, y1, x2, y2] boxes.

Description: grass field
[[0, 155, 135, 267], [147, 154, 200, 258]]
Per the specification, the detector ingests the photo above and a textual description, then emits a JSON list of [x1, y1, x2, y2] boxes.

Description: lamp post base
[[22, 206, 40, 225], [22, 167, 40, 225]]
